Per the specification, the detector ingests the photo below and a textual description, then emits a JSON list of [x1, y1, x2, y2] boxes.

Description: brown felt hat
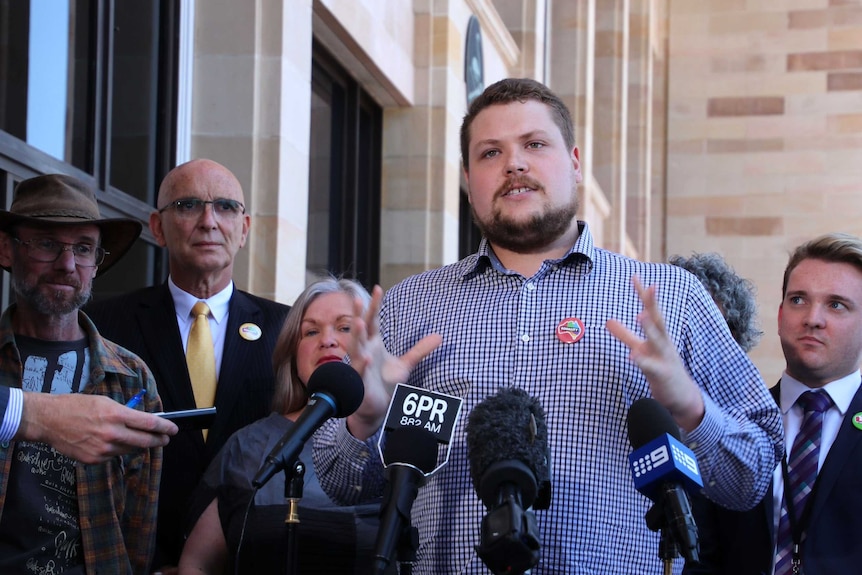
[[0, 174, 142, 275]]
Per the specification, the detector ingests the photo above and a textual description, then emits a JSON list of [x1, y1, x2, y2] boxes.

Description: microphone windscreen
[[306, 361, 365, 418], [627, 397, 680, 448], [383, 426, 438, 472], [466, 387, 550, 499]]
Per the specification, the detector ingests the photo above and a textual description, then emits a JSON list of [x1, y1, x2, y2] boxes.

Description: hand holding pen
[[125, 389, 147, 409], [17, 392, 178, 464]]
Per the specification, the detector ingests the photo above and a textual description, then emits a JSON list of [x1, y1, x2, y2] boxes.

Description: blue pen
[[125, 389, 146, 409]]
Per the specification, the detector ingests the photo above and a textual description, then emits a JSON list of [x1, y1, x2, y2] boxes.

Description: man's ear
[[0, 231, 14, 269], [571, 146, 583, 184], [777, 303, 784, 337], [238, 213, 250, 249], [463, 166, 472, 205], [149, 211, 168, 247]]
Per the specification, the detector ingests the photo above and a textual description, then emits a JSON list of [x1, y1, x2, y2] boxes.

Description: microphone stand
[[283, 459, 305, 575], [658, 527, 676, 575], [373, 519, 418, 575], [645, 502, 677, 575], [396, 524, 419, 575], [475, 483, 541, 575]]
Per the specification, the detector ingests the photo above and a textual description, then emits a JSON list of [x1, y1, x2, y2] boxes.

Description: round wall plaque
[[465, 15, 484, 106]]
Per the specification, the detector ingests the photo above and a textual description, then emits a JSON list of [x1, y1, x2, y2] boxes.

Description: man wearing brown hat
[[0, 174, 177, 574]]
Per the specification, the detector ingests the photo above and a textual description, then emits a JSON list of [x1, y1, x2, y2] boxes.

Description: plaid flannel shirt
[[0, 305, 162, 574]]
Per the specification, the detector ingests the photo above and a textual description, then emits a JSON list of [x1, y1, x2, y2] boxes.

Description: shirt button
[[525, 282, 536, 291], [0, 441, 7, 449], [520, 334, 531, 343]]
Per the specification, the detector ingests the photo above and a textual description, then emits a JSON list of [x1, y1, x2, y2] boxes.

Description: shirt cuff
[[335, 418, 382, 460], [0, 388, 23, 442]]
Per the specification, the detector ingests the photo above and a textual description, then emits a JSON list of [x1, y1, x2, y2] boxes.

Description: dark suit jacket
[[85, 284, 290, 567], [686, 379, 862, 575]]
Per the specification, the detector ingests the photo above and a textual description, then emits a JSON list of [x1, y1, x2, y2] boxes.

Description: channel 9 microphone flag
[[627, 397, 702, 563], [373, 384, 463, 574]]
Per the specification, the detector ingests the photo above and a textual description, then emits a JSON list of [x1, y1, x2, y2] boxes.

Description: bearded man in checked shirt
[[0, 174, 173, 574], [314, 78, 783, 575]]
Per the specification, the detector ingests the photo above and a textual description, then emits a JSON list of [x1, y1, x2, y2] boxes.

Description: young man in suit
[[86, 159, 290, 572], [686, 232, 862, 575]]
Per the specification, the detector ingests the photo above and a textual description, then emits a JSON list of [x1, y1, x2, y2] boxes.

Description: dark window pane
[[308, 45, 381, 286], [0, 0, 94, 171], [0, 0, 177, 296], [90, 238, 158, 302], [69, 0, 95, 172], [308, 78, 334, 276], [109, 0, 161, 202]]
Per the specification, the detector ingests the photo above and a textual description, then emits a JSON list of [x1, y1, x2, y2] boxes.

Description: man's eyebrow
[[473, 130, 554, 148]]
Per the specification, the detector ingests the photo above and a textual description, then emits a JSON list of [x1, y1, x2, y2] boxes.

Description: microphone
[[252, 361, 364, 488], [372, 426, 438, 575], [627, 397, 701, 563], [466, 387, 552, 575], [373, 384, 463, 574]]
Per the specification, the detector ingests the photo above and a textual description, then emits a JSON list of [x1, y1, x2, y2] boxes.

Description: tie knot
[[797, 390, 833, 414], [192, 301, 210, 318]]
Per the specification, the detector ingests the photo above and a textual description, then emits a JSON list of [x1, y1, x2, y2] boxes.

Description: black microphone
[[252, 361, 364, 488], [466, 387, 551, 575], [627, 397, 700, 563], [373, 426, 438, 575]]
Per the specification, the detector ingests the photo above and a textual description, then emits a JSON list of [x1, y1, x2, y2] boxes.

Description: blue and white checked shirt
[[315, 222, 783, 574]]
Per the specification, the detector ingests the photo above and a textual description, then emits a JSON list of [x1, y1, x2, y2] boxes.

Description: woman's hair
[[669, 252, 762, 353], [270, 276, 371, 414]]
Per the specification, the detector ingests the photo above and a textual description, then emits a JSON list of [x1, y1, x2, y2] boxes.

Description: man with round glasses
[[0, 173, 178, 573], [11, 236, 107, 266], [86, 158, 290, 571]]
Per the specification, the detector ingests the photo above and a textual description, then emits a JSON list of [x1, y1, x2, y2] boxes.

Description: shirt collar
[[168, 276, 233, 325], [466, 220, 595, 278], [779, 370, 862, 416]]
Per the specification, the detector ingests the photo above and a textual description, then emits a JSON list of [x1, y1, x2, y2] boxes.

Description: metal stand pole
[[283, 459, 305, 574]]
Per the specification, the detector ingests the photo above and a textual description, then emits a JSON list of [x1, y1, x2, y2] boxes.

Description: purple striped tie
[[774, 390, 833, 575]]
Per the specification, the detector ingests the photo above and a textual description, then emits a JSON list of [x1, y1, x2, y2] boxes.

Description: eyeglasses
[[12, 237, 107, 267], [157, 198, 246, 219]]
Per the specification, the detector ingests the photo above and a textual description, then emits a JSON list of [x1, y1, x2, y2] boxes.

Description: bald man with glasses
[[86, 159, 290, 572]]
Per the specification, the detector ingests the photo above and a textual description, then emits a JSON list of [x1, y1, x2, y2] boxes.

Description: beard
[[471, 178, 579, 253], [12, 269, 92, 316]]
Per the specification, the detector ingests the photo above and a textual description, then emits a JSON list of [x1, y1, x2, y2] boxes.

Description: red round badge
[[556, 317, 585, 344]]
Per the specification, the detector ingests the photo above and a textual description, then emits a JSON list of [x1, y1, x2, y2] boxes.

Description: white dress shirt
[[770, 369, 862, 572], [169, 277, 233, 381]]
